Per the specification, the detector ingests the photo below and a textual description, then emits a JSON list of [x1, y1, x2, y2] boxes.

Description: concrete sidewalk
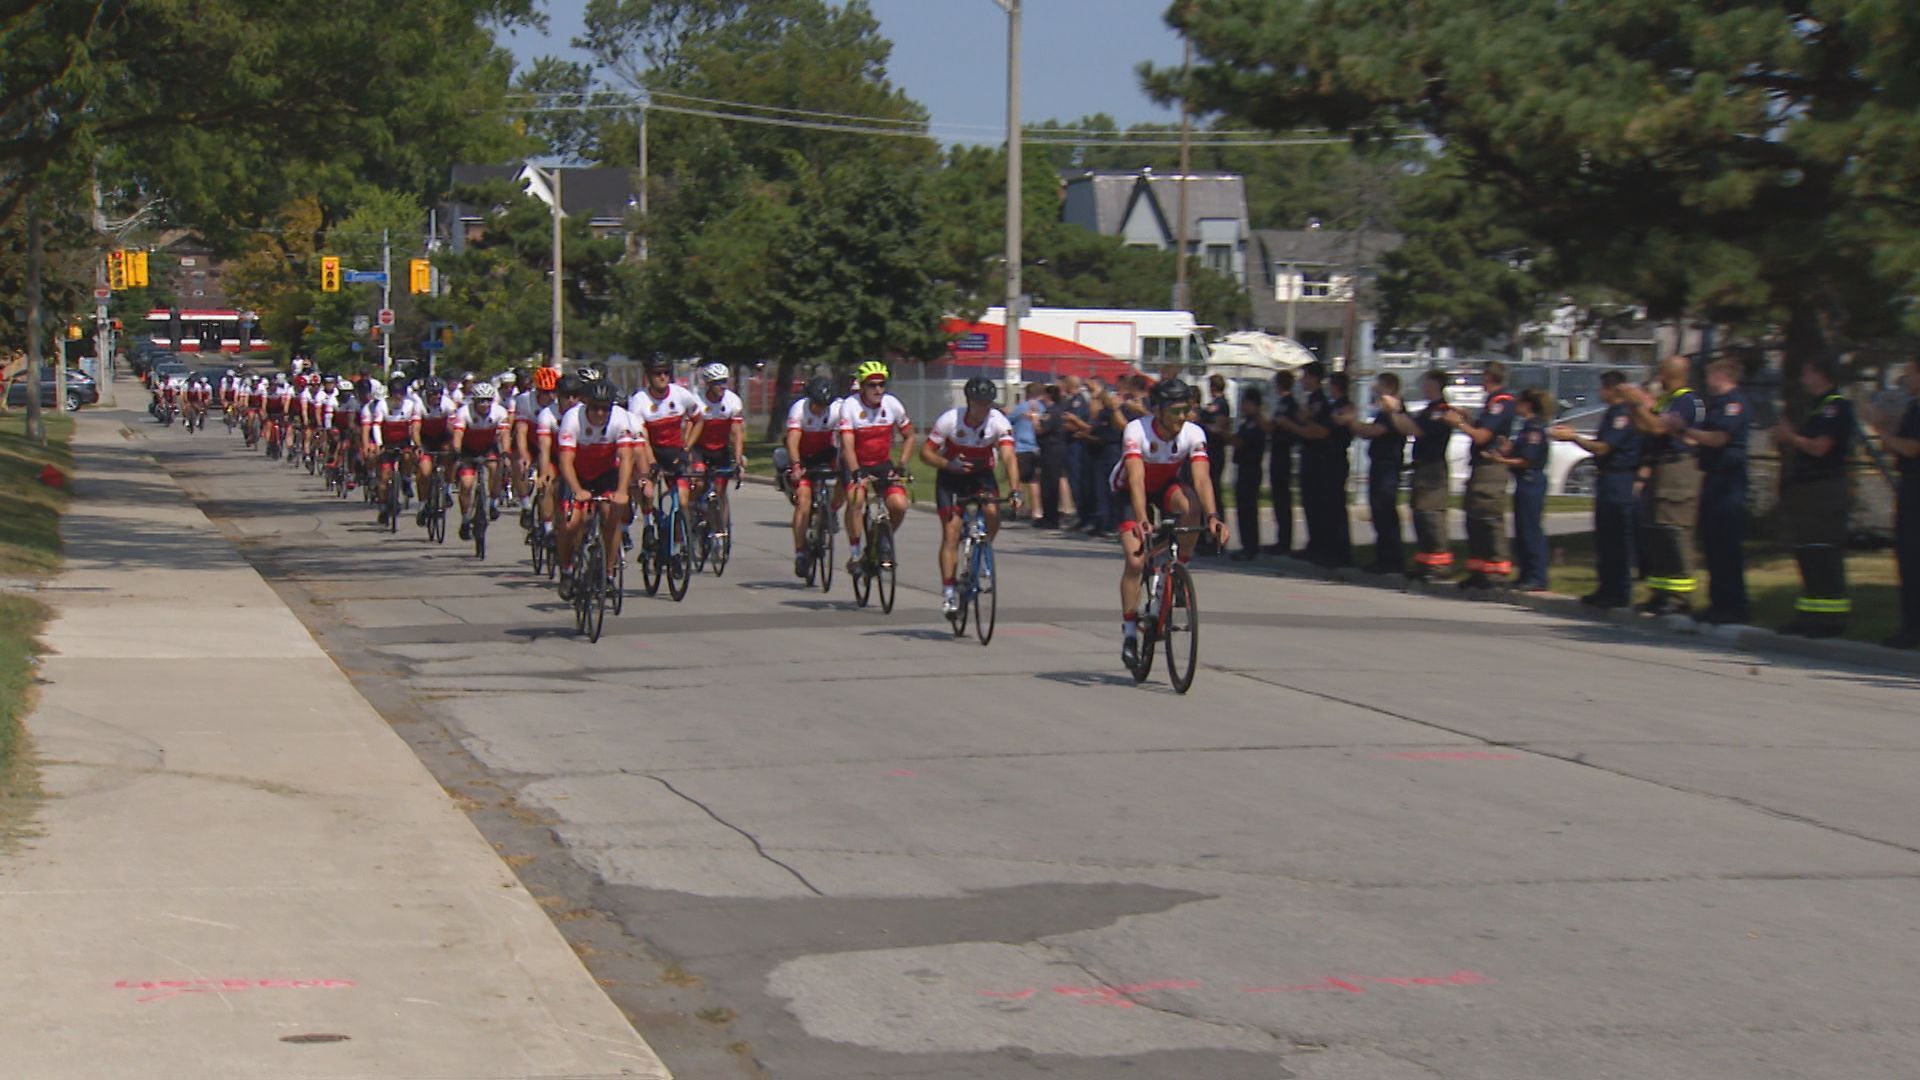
[[0, 410, 669, 1078]]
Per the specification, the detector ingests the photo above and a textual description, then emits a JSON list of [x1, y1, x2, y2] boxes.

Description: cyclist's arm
[[558, 449, 585, 500], [684, 414, 706, 451], [1125, 456, 1150, 530], [409, 418, 422, 447], [1191, 453, 1223, 519], [919, 438, 952, 471], [632, 438, 657, 482], [896, 428, 917, 473], [785, 425, 803, 467], [731, 419, 747, 464], [838, 429, 858, 471], [998, 440, 1021, 492], [612, 444, 634, 505]]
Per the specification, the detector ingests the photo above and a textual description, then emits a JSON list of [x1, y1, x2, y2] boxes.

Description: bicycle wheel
[[815, 507, 834, 593], [875, 522, 897, 614], [385, 478, 400, 534], [1129, 570, 1160, 684], [691, 495, 710, 572], [950, 539, 970, 637], [528, 515, 546, 574], [1162, 563, 1199, 694], [973, 541, 996, 646], [610, 540, 626, 615], [640, 515, 663, 596], [572, 553, 591, 634], [585, 546, 607, 643], [666, 508, 692, 602], [472, 467, 490, 560], [709, 499, 731, 578]]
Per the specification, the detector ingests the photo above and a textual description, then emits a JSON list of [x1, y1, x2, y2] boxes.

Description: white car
[[1373, 400, 1598, 497]]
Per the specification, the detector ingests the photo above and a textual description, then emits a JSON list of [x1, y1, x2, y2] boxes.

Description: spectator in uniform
[[1500, 388, 1552, 592], [1198, 375, 1233, 554], [1680, 358, 1753, 624], [1400, 369, 1456, 578], [1059, 376, 1093, 529], [1007, 382, 1045, 524], [1774, 360, 1855, 638], [1553, 370, 1642, 608], [1090, 384, 1125, 537], [1868, 356, 1920, 649], [1231, 385, 1267, 560], [1036, 383, 1068, 529], [1345, 371, 1407, 574], [1624, 355, 1703, 615], [1446, 361, 1516, 589], [1265, 370, 1304, 555], [1297, 367, 1355, 567]]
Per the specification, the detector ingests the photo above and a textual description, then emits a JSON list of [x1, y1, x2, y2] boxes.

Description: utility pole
[[996, 0, 1023, 394], [637, 105, 649, 263], [551, 168, 565, 366], [92, 173, 112, 406], [1173, 36, 1192, 314], [23, 198, 46, 443], [381, 229, 393, 379]]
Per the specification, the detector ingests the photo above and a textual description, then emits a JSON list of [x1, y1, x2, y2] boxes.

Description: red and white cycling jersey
[[837, 393, 912, 468], [695, 389, 744, 452], [246, 382, 268, 409], [535, 403, 563, 457], [557, 404, 643, 479], [627, 385, 703, 450], [450, 401, 508, 455], [785, 398, 842, 457], [511, 390, 549, 435], [417, 391, 455, 439], [363, 396, 424, 447], [926, 406, 1013, 470], [1109, 416, 1209, 492], [264, 385, 292, 414]]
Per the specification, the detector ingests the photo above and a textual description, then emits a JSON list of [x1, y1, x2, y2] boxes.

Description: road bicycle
[[459, 453, 496, 560], [569, 496, 623, 644], [690, 464, 739, 578], [847, 471, 908, 614], [375, 448, 410, 534], [419, 454, 452, 544], [797, 465, 839, 593], [1126, 519, 1203, 694], [639, 466, 693, 602], [947, 494, 1010, 645]]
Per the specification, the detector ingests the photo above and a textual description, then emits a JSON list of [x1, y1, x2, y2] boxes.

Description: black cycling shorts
[[935, 469, 999, 519]]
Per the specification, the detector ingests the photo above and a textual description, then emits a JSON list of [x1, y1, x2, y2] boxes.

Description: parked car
[[1387, 399, 1599, 497], [7, 369, 99, 410], [146, 359, 191, 389]]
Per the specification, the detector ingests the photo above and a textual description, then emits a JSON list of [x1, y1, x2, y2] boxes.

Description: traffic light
[[129, 249, 149, 288], [409, 258, 432, 295], [66, 323, 84, 340], [107, 250, 128, 290], [320, 255, 341, 293]]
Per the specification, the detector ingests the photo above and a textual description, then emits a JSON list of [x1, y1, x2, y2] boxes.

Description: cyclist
[[529, 374, 583, 543], [320, 376, 359, 488], [411, 378, 457, 526], [451, 371, 476, 408], [1114, 378, 1230, 670], [838, 361, 915, 576], [266, 374, 296, 451], [450, 382, 509, 541], [219, 369, 239, 421], [363, 375, 423, 526], [556, 380, 644, 597], [185, 375, 212, 429], [921, 377, 1022, 617], [295, 374, 321, 459], [689, 361, 745, 530], [627, 358, 704, 517], [784, 377, 844, 576], [512, 368, 559, 522]]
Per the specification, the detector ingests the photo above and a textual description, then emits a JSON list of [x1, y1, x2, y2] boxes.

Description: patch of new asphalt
[[146, 417, 1920, 1080]]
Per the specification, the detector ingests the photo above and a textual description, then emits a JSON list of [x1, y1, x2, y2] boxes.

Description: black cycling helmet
[[805, 376, 835, 406], [645, 356, 673, 375], [585, 380, 618, 406], [387, 374, 411, 396], [1148, 377, 1193, 409], [963, 376, 997, 403], [423, 377, 445, 395], [556, 374, 583, 397]]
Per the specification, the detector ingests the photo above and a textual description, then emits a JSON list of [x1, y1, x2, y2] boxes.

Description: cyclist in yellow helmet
[[838, 361, 915, 573]]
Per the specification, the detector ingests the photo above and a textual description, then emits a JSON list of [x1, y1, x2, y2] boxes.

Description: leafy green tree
[[1153, 0, 1920, 372]]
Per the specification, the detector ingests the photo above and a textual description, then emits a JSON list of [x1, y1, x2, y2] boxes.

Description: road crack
[[638, 771, 825, 896]]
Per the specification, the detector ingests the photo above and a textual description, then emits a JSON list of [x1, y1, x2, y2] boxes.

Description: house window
[[1205, 244, 1232, 274], [1300, 270, 1333, 299]]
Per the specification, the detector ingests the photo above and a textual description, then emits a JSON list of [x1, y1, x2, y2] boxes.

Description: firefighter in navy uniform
[[1345, 371, 1407, 573], [1773, 361, 1854, 638], [1680, 358, 1753, 625], [1867, 356, 1920, 649], [1265, 370, 1304, 555], [1399, 369, 1456, 578], [1624, 355, 1702, 615], [1553, 370, 1643, 608], [1445, 361, 1515, 588]]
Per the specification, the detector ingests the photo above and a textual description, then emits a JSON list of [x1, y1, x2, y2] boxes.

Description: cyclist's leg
[[557, 495, 588, 570], [597, 501, 622, 575], [456, 458, 476, 518], [845, 477, 867, 550], [885, 473, 910, 531], [1166, 485, 1201, 561]]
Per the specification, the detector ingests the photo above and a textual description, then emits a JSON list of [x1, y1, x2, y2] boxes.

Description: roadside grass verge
[[0, 412, 72, 841]]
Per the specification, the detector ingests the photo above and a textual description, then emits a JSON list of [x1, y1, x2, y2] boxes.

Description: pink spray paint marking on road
[[114, 978, 356, 1004], [1381, 750, 1523, 762], [978, 971, 1487, 1005]]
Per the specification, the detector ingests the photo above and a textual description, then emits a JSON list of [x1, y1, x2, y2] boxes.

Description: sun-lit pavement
[[148, 415, 1920, 1080]]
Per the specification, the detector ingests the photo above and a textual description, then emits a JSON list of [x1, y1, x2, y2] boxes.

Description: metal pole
[[381, 228, 392, 379], [1284, 260, 1297, 341], [551, 168, 565, 365], [638, 106, 649, 262], [1173, 37, 1192, 313], [1002, 0, 1023, 394]]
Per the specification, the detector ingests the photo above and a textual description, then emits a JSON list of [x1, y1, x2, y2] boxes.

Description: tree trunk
[[763, 356, 799, 442], [24, 199, 46, 444]]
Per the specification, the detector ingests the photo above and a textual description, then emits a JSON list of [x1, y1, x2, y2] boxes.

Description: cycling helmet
[[387, 375, 411, 396], [699, 362, 729, 385], [805, 376, 835, 406], [497, 371, 517, 388], [533, 367, 560, 392], [513, 366, 531, 386], [575, 366, 603, 384], [963, 376, 997, 402], [586, 381, 617, 406], [855, 360, 889, 383], [556, 374, 582, 397], [471, 382, 497, 402], [1148, 377, 1192, 409], [645, 356, 673, 375]]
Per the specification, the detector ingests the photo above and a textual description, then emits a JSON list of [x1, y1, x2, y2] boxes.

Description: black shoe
[[1456, 574, 1491, 591], [489, 504, 500, 521], [1801, 623, 1845, 640], [1776, 620, 1812, 637], [794, 553, 810, 579], [1362, 563, 1400, 576], [1580, 592, 1625, 609], [459, 522, 472, 541], [377, 510, 390, 526], [557, 573, 574, 601], [1696, 607, 1751, 626], [1881, 629, 1920, 650], [1121, 637, 1140, 670], [1262, 543, 1288, 555], [1230, 550, 1258, 562]]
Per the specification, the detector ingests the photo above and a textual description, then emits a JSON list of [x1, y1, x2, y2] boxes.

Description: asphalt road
[[137, 408, 1920, 1080]]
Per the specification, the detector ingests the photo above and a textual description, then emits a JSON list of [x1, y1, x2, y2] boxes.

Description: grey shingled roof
[[1062, 169, 1248, 241], [1253, 228, 1400, 270], [449, 164, 638, 222]]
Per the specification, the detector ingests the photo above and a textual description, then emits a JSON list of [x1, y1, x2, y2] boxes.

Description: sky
[[498, 0, 1188, 142]]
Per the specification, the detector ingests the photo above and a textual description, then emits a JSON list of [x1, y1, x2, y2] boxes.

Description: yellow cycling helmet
[[855, 360, 890, 384]]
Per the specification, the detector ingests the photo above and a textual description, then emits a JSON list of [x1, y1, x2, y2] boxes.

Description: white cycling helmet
[[699, 362, 729, 385], [470, 382, 497, 402], [497, 372, 517, 387]]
